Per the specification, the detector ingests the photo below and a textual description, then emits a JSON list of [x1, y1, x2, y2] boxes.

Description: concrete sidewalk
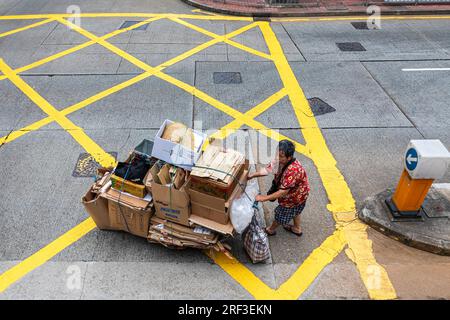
[[181, 0, 450, 17]]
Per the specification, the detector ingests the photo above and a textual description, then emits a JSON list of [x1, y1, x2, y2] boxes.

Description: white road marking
[[402, 68, 450, 72]]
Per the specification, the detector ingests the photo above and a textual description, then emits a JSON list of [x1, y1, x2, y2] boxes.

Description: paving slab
[[363, 60, 450, 132], [27, 43, 126, 75], [0, 18, 43, 34], [117, 43, 227, 74], [321, 127, 423, 204], [128, 18, 212, 45], [0, 20, 58, 70], [42, 22, 92, 45], [270, 23, 306, 62], [180, 19, 226, 36], [110, 0, 193, 13], [0, 80, 48, 131], [299, 252, 369, 300], [0, 130, 98, 260], [66, 73, 194, 130], [23, 74, 139, 112], [288, 62, 413, 129], [1, 0, 50, 15], [282, 20, 450, 61], [0, 0, 20, 15], [71, 17, 135, 44], [194, 61, 284, 130], [0, 261, 87, 300], [80, 261, 253, 300]]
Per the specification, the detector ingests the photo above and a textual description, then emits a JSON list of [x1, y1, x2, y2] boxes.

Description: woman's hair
[[278, 139, 295, 158]]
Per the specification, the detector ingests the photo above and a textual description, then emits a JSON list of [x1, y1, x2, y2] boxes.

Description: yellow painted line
[[0, 59, 116, 168], [0, 17, 162, 81], [208, 229, 346, 299], [0, 13, 253, 21], [277, 230, 346, 299], [0, 13, 396, 299], [0, 18, 55, 38], [191, 9, 218, 16], [0, 21, 259, 147], [0, 217, 96, 293], [0, 16, 163, 81], [205, 250, 279, 299], [54, 19, 294, 153], [169, 17, 272, 61], [273, 15, 450, 22], [0, 13, 449, 22], [259, 21, 397, 300], [56, 17, 158, 72], [154, 71, 309, 157], [208, 88, 288, 141]]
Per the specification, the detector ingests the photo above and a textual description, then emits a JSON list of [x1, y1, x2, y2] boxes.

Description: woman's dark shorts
[[274, 202, 306, 225]]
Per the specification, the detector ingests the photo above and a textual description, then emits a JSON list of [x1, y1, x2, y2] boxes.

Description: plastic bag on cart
[[230, 178, 259, 234], [243, 213, 270, 264]]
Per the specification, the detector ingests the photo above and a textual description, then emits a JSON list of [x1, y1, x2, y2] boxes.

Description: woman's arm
[[255, 188, 289, 202], [247, 167, 269, 180]]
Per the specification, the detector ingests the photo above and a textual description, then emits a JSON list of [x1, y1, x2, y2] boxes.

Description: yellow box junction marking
[[0, 13, 400, 299], [0, 18, 55, 38], [0, 218, 96, 292], [0, 59, 116, 168], [0, 20, 264, 146], [258, 21, 396, 300]]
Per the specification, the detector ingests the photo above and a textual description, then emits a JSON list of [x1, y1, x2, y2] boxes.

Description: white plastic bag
[[230, 179, 259, 234]]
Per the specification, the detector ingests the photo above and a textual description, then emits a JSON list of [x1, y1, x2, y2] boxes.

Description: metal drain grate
[[336, 42, 366, 52], [119, 21, 149, 31], [73, 152, 117, 177], [213, 72, 242, 84], [351, 22, 369, 30], [308, 97, 336, 116]]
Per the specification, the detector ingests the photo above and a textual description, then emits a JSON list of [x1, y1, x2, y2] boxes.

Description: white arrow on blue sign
[[405, 148, 418, 171]]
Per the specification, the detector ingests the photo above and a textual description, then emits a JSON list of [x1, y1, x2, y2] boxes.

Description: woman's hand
[[255, 194, 266, 202]]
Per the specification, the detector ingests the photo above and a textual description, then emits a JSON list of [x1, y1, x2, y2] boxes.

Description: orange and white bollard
[[386, 140, 449, 221]]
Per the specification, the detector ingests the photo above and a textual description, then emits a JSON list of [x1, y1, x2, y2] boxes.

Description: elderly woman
[[248, 140, 310, 236]]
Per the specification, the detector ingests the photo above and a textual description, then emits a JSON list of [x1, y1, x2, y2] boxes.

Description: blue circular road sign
[[405, 148, 418, 171]]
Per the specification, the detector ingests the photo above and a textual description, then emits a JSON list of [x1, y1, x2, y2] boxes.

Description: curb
[[181, 0, 450, 18], [358, 190, 450, 256]]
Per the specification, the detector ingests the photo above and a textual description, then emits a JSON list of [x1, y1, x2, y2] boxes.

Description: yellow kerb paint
[[258, 21, 396, 300]]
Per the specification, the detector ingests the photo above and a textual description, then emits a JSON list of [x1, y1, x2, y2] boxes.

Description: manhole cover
[[351, 22, 369, 30], [73, 152, 117, 177], [213, 72, 242, 84], [308, 97, 336, 116], [119, 21, 149, 31], [336, 42, 366, 52]]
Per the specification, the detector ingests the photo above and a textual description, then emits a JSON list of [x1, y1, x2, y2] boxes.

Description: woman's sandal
[[265, 227, 277, 236], [283, 225, 303, 237]]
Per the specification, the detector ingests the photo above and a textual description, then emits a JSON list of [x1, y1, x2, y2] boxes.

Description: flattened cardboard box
[[189, 214, 234, 236], [150, 216, 218, 244], [187, 170, 248, 226], [100, 186, 154, 238]]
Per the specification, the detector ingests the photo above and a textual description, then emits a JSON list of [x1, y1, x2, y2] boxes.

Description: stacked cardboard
[[190, 144, 247, 200], [82, 120, 249, 257], [82, 171, 154, 238]]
